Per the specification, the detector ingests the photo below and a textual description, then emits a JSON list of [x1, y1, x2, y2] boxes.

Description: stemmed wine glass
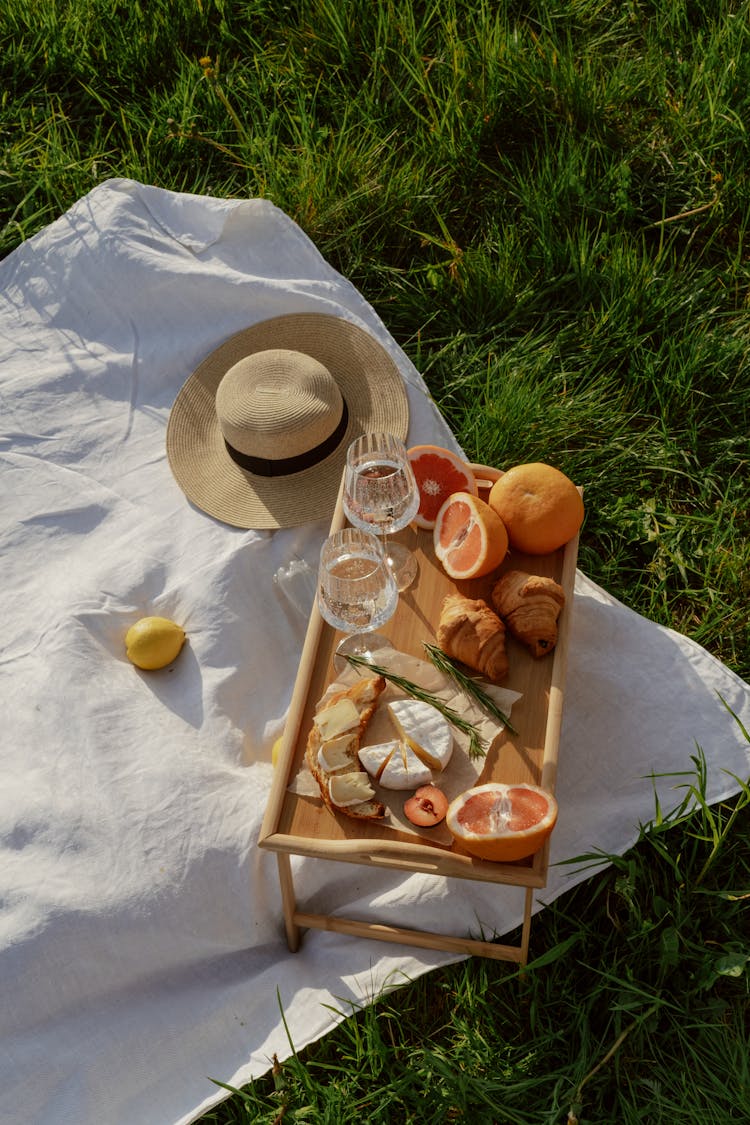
[[317, 527, 398, 666], [342, 432, 420, 591]]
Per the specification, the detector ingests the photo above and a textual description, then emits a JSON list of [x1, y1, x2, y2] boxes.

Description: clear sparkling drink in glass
[[317, 528, 398, 664], [342, 433, 420, 590]]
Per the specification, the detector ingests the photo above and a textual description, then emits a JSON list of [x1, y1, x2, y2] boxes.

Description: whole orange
[[488, 463, 583, 555]]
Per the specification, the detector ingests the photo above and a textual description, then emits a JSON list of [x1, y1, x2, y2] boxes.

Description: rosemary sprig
[[344, 652, 487, 759], [423, 643, 519, 735]]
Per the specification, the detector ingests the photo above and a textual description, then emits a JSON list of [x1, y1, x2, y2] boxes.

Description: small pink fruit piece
[[403, 785, 449, 827]]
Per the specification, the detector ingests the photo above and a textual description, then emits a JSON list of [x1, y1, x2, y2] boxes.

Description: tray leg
[[292, 911, 527, 961], [274, 859, 535, 963], [292, 880, 536, 965], [521, 886, 532, 967], [520, 886, 534, 966], [276, 853, 302, 952]]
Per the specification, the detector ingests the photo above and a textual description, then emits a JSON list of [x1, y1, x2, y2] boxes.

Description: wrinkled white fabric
[[1, 179, 748, 1125]]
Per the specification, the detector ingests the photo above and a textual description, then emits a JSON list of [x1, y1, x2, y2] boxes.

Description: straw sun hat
[[166, 313, 410, 529]]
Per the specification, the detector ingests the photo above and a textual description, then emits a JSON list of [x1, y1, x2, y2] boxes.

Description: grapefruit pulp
[[433, 492, 508, 580], [446, 782, 558, 862], [407, 444, 477, 529]]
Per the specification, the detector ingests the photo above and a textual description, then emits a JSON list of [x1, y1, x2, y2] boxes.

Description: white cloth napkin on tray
[[1, 179, 748, 1125]]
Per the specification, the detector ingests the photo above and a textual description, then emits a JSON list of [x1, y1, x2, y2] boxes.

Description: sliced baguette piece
[[305, 675, 387, 820]]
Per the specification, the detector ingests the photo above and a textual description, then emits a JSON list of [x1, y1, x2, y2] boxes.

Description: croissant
[[491, 570, 565, 658], [436, 593, 509, 682]]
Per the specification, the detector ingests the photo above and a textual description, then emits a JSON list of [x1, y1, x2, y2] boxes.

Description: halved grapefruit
[[433, 491, 508, 580], [446, 782, 558, 862], [407, 444, 477, 529]]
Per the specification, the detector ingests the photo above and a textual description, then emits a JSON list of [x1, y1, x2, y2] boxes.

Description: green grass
[[206, 749, 750, 1125], [2, 0, 748, 1120]]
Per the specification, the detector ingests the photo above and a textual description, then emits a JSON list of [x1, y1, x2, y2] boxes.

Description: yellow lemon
[[125, 616, 186, 670], [271, 737, 284, 767]]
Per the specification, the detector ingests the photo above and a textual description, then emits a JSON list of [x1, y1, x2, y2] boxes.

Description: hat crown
[[166, 312, 410, 529], [216, 349, 344, 459]]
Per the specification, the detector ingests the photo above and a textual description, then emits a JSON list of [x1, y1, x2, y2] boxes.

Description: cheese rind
[[318, 732, 359, 774], [387, 699, 454, 770], [313, 697, 360, 740], [328, 771, 376, 808]]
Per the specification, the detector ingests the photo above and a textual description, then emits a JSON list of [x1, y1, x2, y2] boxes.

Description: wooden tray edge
[[258, 474, 347, 846], [258, 829, 549, 888]]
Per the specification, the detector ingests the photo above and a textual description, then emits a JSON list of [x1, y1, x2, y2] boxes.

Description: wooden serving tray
[[259, 464, 580, 962]]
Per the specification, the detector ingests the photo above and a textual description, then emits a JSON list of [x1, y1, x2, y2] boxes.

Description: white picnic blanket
[[1, 179, 748, 1125]]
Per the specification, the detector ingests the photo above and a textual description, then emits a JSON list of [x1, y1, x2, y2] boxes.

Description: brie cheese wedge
[[387, 698, 454, 771], [312, 697, 360, 741], [328, 771, 376, 808], [378, 741, 433, 790], [318, 731, 359, 774], [358, 740, 399, 782]]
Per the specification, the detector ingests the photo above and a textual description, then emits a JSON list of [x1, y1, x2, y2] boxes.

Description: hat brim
[[166, 313, 410, 529]]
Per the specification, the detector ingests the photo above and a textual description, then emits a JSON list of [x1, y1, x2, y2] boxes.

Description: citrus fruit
[[407, 444, 477, 529], [433, 491, 509, 579], [446, 782, 558, 862], [487, 462, 583, 555], [125, 616, 186, 670]]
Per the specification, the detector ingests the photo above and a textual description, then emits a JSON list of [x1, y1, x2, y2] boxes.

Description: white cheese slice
[[358, 740, 399, 782], [313, 697, 360, 741], [387, 698, 454, 771], [318, 732, 358, 774], [378, 741, 433, 790], [328, 771, 376, 808]]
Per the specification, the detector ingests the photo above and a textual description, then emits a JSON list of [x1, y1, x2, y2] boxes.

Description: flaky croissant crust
[[436, 593, 509, 682], [491, 570, 565, 659]]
